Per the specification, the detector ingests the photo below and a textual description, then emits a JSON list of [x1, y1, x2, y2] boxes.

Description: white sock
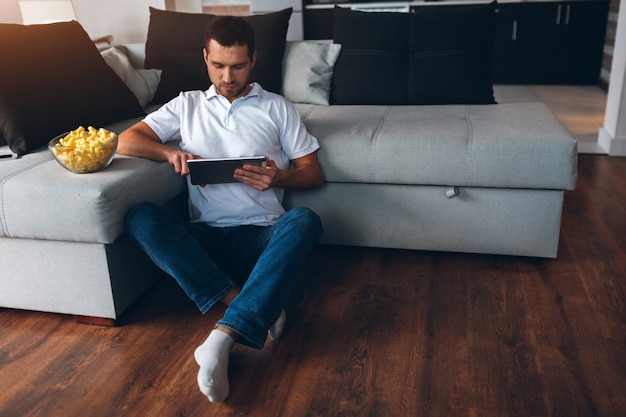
[[269, 310, 286, 341], [194, 329, 235, 403]]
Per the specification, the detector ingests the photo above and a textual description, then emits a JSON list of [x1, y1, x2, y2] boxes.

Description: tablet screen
[[187, 156, 266, 185]]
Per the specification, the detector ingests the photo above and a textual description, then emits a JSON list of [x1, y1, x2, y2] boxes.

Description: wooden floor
[[0, 155, 624, 417], [493, 84, 608, 154]]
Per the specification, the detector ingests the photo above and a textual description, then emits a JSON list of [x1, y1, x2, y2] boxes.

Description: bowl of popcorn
[[48, 126, 118, 173]]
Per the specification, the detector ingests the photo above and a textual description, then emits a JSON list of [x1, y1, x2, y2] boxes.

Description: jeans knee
[[124, 201, 160, 236], [285, 207, 323, 237]]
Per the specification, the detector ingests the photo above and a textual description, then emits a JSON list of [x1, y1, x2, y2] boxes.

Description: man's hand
[[233, 153, 323, 191], [167, 151, 200, 177], [233, 158, 279, 191]]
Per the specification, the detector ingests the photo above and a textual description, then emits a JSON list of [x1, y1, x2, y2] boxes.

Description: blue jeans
[[125, 202, 322, 349]]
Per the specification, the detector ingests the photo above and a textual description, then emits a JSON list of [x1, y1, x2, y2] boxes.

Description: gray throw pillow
[[282, 41, 342, 105]]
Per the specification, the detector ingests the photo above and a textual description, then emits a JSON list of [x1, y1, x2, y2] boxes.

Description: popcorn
[[51, 126, 117, 173]]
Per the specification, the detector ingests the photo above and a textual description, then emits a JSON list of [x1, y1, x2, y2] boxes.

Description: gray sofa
[[0, 14, 577, 323], [0, 117, 187, 324], [286, 102, 577, 257]]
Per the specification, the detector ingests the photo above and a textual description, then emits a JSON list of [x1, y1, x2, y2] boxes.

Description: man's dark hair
[[203, 16, 255, 59]]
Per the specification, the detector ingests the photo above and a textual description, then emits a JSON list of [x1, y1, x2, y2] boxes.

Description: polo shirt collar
[[205, 82, 261, 101]]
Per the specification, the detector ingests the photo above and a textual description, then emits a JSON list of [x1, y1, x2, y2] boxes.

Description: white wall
[[166, 0, 202, 13], [72, 0, 165, 44], [598, 2, 626, 156], [0, 0, 24, 23], [0, 0, 166, 44]]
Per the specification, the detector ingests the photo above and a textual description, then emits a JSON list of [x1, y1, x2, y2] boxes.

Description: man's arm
[[118, 121, 198, 176], [233, 151, 323, 191]]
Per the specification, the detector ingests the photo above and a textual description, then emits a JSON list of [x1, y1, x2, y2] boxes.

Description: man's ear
[[203, 48, 209, 63], [250, 51, 257, 69]]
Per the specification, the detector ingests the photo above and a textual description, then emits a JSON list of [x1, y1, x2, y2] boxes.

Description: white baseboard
[[598, 127, 626, 156]]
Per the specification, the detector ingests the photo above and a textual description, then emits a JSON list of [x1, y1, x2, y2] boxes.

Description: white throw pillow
[[101, 47, 162, 108], [281, 41, 342, 105]]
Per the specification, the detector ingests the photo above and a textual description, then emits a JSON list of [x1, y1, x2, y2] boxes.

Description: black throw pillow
[[409, 1, 497, 104], [330, 2, 497, 105], [331, 6, 410, 105], [145, 7, 292, 104], [0, 21, 144, 156]]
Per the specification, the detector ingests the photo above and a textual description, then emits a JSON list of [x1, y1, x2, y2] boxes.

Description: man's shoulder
[[251, 83, 290, 105]]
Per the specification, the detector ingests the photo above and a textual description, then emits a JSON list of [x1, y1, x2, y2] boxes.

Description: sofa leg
[[74, 315, 116, 326]]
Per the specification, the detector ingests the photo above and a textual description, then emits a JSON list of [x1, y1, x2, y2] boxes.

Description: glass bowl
[[48, 130, 118, 174]]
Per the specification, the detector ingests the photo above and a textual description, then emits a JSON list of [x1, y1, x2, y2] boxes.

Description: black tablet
[[187, 156, 266, 185]]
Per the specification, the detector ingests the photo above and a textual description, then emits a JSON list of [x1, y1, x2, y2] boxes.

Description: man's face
[[203, 39, 256, 102]]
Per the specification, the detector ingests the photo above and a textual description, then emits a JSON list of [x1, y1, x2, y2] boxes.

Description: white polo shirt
[[143, 83, 320, 227]]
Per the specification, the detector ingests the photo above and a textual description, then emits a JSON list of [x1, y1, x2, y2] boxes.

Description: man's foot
[[194, 329, 235, 403], [269, 310, 286, 341]]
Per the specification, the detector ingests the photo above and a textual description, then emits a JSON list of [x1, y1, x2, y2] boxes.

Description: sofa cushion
[[296, 102, 577, 190], [0, 116, 186, 244], [331, 3, 496, 105], [0, 21, 145, 156], [145, 7, 292, 104]]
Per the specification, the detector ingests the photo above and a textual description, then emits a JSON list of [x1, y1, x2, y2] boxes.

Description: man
[[118, 16, 323, 403]]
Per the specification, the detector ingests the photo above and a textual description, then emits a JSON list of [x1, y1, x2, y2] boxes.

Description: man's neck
[[224, 84, 253, 103]]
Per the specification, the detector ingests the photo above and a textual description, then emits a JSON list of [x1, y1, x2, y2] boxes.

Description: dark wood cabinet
[[557, 1, 610, 83], [494, 1, 609, 84], [492, 3, 525, 81]]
